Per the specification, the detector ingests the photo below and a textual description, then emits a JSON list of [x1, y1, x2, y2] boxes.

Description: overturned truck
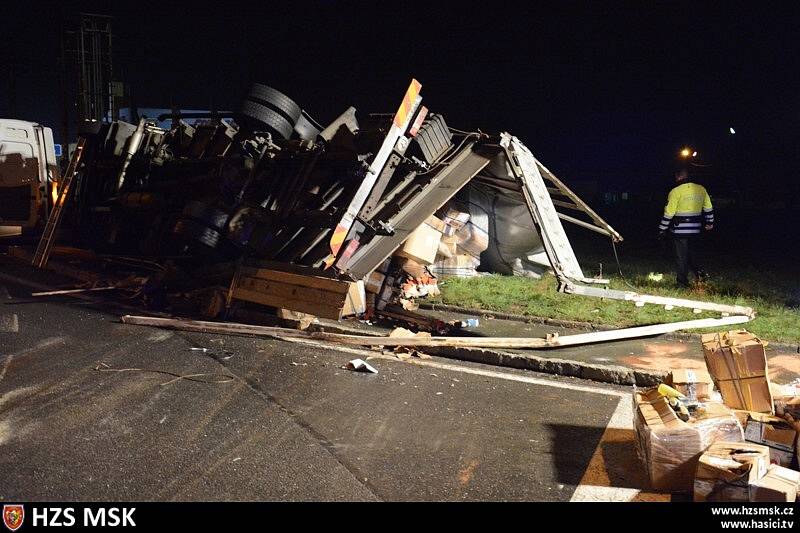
[[44, 79, 752, 330]]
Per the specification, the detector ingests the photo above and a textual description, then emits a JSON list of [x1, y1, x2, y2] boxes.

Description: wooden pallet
[[229, 265, 366, 320]]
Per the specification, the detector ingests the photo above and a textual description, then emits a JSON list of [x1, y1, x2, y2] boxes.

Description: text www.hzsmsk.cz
[[712, 505, 794, 529]]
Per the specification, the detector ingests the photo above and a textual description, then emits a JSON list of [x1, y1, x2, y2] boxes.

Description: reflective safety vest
[[658, 182, 713, 235]]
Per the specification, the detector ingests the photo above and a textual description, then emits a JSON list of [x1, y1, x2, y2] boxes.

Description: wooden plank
[[121, 314, 751, 350], [243, 258, 340, 280], [231, 287, 344, 319], [237, 276, 348, 308], [121, 315, 308, 338], [307, 315, 751, 348], [31, 286, 117, 297], [239, 267, 350, 294], [341, 280, 366, 316]]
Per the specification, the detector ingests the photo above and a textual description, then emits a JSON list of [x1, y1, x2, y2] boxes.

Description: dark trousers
[[672, 235, 702, 286]]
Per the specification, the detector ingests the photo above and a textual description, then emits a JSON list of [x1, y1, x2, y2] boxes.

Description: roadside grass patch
[[431, 263, 800, 343]]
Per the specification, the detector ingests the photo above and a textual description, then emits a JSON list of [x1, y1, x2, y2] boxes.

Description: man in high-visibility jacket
[[658, 169, 713, 287]]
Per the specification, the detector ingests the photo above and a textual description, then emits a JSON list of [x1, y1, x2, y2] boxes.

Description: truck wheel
[[245, 84, 302, 124], [238, 100, 294, 140]]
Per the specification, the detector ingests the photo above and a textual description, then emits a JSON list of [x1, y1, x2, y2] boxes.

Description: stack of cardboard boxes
[[373, 212, 489, 308], [429, 209, 488, 278], [388, 210, 492, 302], [634, 387, 744, 492], [634, 329, 800, 501]]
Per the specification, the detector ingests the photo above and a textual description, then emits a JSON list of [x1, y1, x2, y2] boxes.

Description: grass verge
[[430, 256, 800, 344]]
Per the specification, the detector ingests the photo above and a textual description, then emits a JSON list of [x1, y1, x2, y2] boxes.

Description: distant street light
[[680, 148, 691, 158], [729, 127, 736, 134]]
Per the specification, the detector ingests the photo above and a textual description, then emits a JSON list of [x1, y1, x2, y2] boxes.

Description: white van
[[0, 119, 59, 234]]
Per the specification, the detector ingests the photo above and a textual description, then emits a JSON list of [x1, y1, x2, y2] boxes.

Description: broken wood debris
[[120, 314, 751, 350], [31, 286, 118, 297], [121, 315, 308, 340]]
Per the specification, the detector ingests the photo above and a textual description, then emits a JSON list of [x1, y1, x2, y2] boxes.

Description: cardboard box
[[424, 215, 446, 234], [395, 222, 442, 265], [232, 266, 362, 320], [716, 378, 774, 414], [702, 330, 769, 381], [701, 330, 773, 413], [775, 397, 800, 422], [634, 388, 745, 492], [436, 236, 457, 259], [430, 254, 481, 278], [397, 256, 428, 279], [364, 271, 386, 294], [694, 442, 770, 501], [341, 280, 366, 316], [772, 386, 800, 433], [750, 464, 800, 502], [744, 412, 797, 467], [668, 369, 714, 401], [770, 382, 798, 400], [732, 409, 751, 429], [442, 209, 470, 233], [454, 222, 489, 258]]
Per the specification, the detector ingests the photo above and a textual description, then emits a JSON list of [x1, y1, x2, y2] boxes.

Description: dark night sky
[[3, 1, 798, 195]]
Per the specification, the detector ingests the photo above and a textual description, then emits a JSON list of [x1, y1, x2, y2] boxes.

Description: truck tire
[[294, 113, 321, 140], [238, 100, 294, 140], [245, 84, 302, 124]]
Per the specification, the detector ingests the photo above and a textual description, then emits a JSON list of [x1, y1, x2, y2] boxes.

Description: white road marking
[[8, 336, 66, 358], [2, 338, 65, 390], [569, 397, 643, 502], [605, 396, 634, 431], [0, 354, 13, 384], [282, 335, 649, 502], [0, 385, 40, 408]]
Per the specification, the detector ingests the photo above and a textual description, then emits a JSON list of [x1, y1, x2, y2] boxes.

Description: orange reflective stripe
[[329, 224, 348, 256], [393, 79, 422, 128]]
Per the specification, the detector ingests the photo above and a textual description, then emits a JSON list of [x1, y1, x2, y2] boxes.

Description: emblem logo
[[2, 505, 23, 532]]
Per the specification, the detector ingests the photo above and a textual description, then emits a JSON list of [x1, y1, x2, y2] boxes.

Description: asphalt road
[[0, 263, 645, 501]]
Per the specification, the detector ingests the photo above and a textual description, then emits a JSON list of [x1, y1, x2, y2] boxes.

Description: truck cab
[[0, 119, 59, 234]]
